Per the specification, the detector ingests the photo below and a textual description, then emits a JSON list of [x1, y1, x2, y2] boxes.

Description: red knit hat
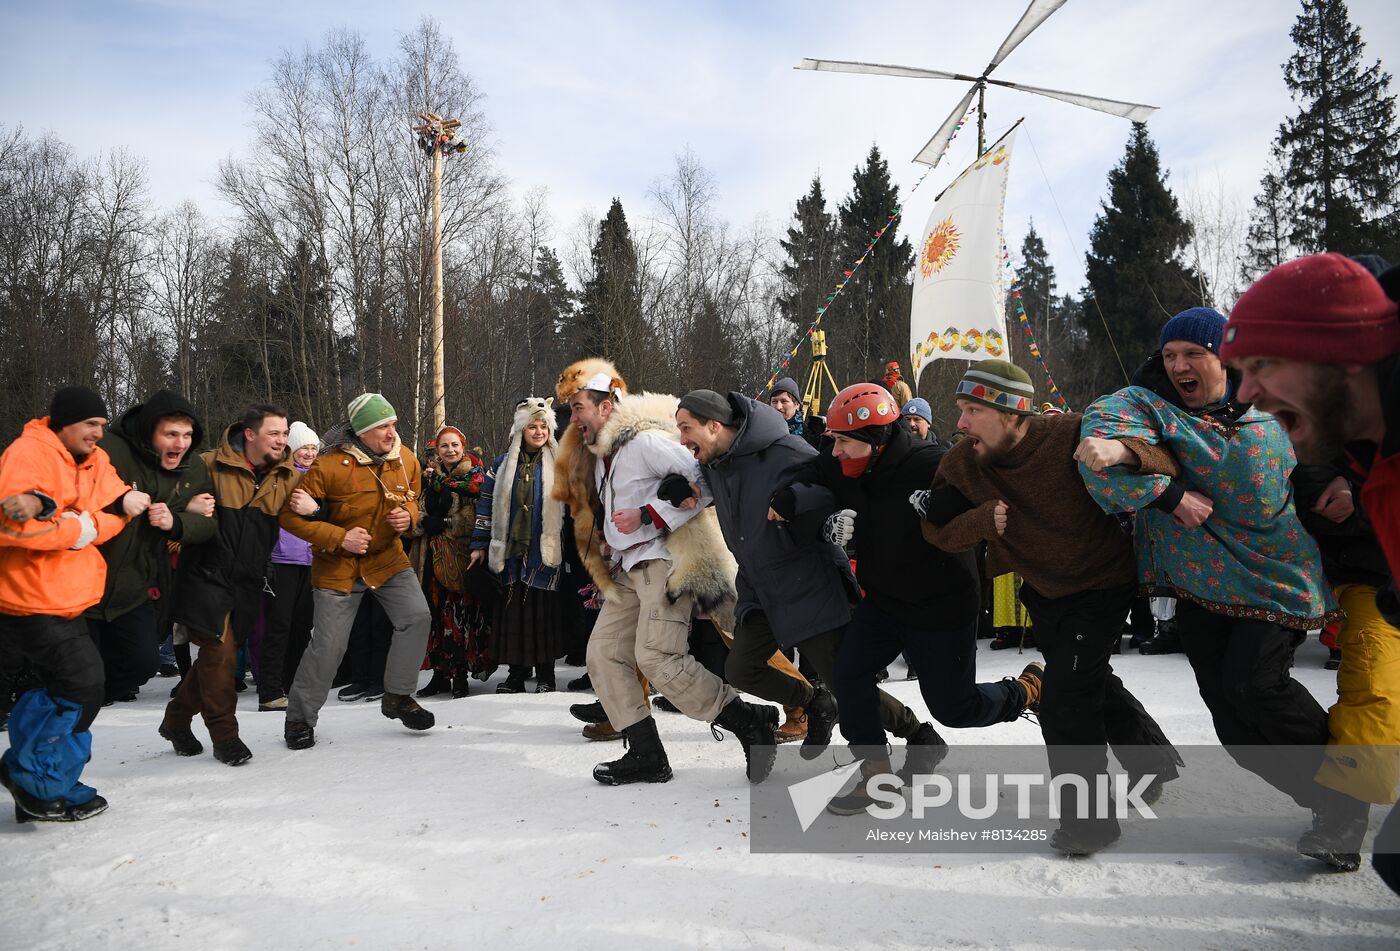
[[1221, 252, 1400, 364]]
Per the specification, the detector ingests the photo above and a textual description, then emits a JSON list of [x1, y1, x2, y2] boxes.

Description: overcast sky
[[3, 0, 1398, 294]]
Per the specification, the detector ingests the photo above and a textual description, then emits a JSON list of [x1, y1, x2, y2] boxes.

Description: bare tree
[[1180, 172, 1246, 312], [151, 201, 223, 396]]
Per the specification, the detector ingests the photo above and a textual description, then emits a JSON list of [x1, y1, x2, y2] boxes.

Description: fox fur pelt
[[552, 361, 737, 629]]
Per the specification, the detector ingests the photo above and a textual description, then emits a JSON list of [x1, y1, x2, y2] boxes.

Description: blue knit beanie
[[900, 397, 933, 424], [1160, 307, 1227, 353]]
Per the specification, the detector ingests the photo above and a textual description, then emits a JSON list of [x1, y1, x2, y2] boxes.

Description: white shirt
[[595, 429, 705, 573]]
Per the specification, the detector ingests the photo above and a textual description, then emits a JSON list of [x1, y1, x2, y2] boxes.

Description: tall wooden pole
[[977, 82, 987, 155], [414, 111, 460, 436], [430, 135, 445, 433]]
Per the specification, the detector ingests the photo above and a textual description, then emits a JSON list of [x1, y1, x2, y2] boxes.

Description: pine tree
[[832, 145, 914, 386], [682, 293, 735, 393], [576, 198, 656, 387], [1083, 123, 1202, 373], [1012, 220, 1057, 350], [515, 246, 575, 393], [1241, 150, 1293, 283], [1276, 0, 1400, 259], [777, 175, 839, 331]]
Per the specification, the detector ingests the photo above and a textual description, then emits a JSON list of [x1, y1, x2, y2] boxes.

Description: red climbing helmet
[[826, 383, 899, 433]]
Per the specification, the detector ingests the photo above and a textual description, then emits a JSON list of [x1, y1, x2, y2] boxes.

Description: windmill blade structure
[[797, 0, 1157, 166]]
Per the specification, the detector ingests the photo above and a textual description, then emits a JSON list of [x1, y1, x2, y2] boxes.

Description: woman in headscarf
[[409, 424, 489, 698], [469, 397, 569, 693]]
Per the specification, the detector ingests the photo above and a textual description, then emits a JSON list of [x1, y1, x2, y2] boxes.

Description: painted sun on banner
[[920, 217, 960, 277], [910, 128, 1018, 383]]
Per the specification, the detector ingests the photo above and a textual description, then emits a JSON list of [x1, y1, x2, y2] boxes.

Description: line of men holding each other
[[1, 252, 1396, 889]]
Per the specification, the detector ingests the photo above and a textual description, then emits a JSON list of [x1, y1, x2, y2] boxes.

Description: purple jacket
[[270, 463, 313, 566]]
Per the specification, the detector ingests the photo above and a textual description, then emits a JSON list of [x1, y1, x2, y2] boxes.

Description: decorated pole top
[[413, 111, 467, 156]]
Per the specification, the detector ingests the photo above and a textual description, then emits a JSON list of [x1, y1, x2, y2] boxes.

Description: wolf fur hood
[[489, 397, 563, 573], [590, 391, 739, 630]]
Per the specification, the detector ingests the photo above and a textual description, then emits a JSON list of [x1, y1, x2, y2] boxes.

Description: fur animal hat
[[555, 357, 626, 404]]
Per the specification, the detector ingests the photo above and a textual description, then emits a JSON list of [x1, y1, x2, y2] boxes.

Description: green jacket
[[84, 390, 217, 622]]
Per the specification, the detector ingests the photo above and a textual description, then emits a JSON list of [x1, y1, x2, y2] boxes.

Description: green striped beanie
[[955, 360, 1035, 415], [348, 392, 397, 435]]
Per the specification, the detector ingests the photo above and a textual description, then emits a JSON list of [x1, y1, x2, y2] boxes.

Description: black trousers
[[0, 613, 104, 733], [1375, 801, 1400, 895], [728, 610, 921, 739], [89, 600, 159, 700], [1020, 582, 1182, 833], [1126, 596, 1155, 639], [834, 600, 1021, 747], [1175, 599, 1330, 809], [260, 563, 313, 702]]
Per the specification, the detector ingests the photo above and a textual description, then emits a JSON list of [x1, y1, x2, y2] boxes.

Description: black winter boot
[[0, 757, 66, 820], [13, 794, 108, 823], [593, 716, 673, 785], [714, 698, 779, 783], [1051, 820, 1121, 857], [496, 668, 528, 695], [382, 693, 436, 731], [799, 686, 840, 761], [1138, 623, 1183, 655], [284, 720, 315, 750], [213, 737, 253, 767], [416, 671, 452, 698], [827, 757, 893, 816], [1298, 791, 1370, 872], [158, 721, 205, 757], [897, 722, 950, 786], [570, 700, 608, 724]]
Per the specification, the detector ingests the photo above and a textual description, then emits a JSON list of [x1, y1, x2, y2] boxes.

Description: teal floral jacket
[[1079, 384, 1339, 629]]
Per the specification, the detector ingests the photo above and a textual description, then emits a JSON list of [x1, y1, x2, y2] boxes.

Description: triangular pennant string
[[1007, 267, 1071, 412]]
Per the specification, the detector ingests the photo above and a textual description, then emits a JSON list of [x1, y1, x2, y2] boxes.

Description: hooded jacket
[[167, 421, 300, 639], [278, 421, 421, 593], [779, 426, 979, 628], [85, 391, 217, 622], [700, 394, 858, 648], [0, 418, 131, 618]]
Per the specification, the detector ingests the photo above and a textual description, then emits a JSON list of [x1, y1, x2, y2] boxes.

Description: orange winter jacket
[[0, 418, 131, 618]]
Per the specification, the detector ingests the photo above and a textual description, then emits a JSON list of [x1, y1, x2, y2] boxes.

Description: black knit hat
[[770, 377, 800, 402], [678, 389, 736, 426], [48, 385, 108, 431]]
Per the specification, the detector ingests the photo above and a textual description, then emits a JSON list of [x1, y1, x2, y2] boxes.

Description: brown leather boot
[[776, 706, 808, 743], [583, 721, 626, 742]]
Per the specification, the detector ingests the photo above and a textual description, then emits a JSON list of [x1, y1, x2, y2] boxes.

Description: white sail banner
[[909, 128, 1017, 383]]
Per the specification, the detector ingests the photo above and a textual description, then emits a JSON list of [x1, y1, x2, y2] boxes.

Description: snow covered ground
[[2, 637, 1398, 951]]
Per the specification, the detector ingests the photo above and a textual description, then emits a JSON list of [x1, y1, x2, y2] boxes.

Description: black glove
[[807, 415, 826, 438], [769, 486, 797, 522], [658, 473, 695, 507], [421, 514, 447, 537]]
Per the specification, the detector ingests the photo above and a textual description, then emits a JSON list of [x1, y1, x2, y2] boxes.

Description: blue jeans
[[834, 600, 1023, 747]]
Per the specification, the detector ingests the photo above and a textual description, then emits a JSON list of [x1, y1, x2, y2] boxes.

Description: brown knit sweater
[[922, 413, 1177, 599]]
